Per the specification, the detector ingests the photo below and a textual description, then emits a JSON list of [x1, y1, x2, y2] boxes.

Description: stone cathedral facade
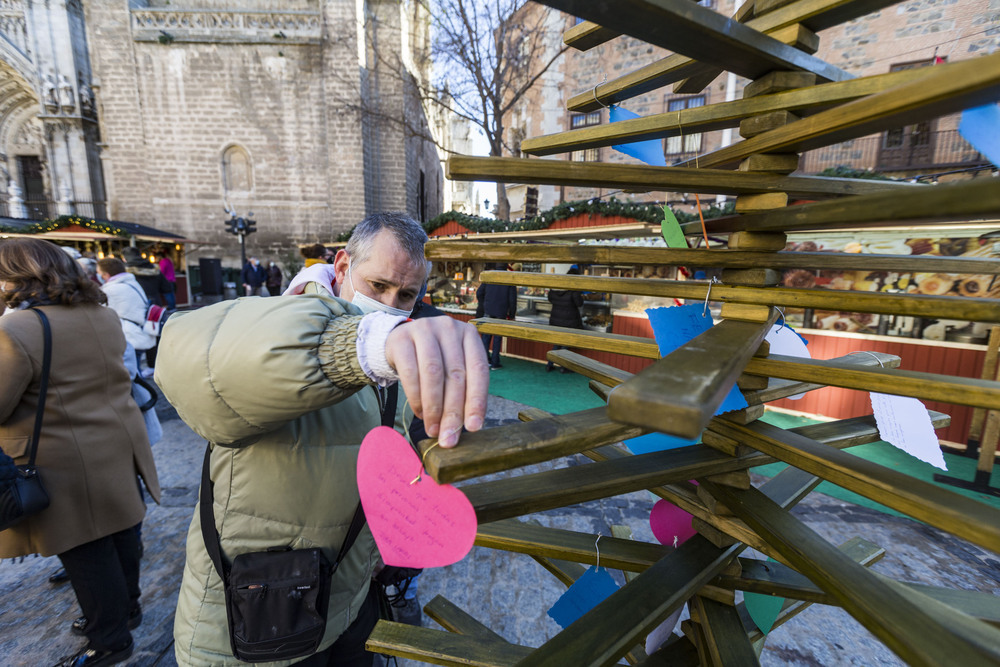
[[0, 0, 443, 262]]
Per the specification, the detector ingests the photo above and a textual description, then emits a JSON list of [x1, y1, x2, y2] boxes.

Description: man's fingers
[[387, 332, 422, 421], [410, 323, 446, 439], [462, 324, 489, 434]]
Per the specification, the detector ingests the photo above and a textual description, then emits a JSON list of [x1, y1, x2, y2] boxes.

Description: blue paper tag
[[646, 304, 748, 415], [610, 106, 668, 167], [959, 103, 1000, 167], [547, 566, 621, 629], [625, 432, 699, 455]]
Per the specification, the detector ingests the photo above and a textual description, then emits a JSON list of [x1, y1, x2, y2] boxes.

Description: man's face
[[334, 231, 426, 312]]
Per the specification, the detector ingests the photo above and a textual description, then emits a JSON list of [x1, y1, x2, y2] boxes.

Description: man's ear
[[333, 249, 351, 288]]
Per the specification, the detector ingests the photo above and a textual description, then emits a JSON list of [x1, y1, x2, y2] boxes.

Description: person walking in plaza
[[546, 265, 585, 373], [156, 249, 177, 309], [121, 247, 170, 375], [475, 263, 517, 369], [0, 239, 160, 667], [266, 260, 283, 296], [240, 255, 269, 296], [156, 212, 487, 666], [300, 242, 328, 268], [96, 258, 158, 359]]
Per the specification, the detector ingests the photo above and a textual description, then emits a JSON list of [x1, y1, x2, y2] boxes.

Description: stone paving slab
[[1, 394, 997, 666]]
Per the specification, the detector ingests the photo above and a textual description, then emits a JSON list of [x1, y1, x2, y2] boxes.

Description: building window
[[569, 111, 602, 161], [222, 145, 252, 192], [665, 95, 705, 155]]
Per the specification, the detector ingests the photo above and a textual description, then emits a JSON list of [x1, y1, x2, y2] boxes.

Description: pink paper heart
[[650, 498, 697, 548], [357, 426, 477, 568]]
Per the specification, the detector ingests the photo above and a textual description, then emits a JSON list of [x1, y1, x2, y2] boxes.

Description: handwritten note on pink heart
[[357, 426, 477, 568], [650, 499, 697, 548]]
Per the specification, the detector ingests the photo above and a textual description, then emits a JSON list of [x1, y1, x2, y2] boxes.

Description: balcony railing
[[800, 129, 987, 175], [0, 197, 107, 222]]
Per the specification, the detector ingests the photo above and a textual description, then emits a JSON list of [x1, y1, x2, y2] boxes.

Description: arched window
[[222, 145, 252, 192]]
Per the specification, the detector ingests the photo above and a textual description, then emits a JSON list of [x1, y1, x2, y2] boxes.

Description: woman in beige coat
[[0, 239, 160, 667]]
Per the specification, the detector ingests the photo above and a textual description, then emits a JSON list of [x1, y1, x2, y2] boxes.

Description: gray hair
[[345, 212, 428, 269]]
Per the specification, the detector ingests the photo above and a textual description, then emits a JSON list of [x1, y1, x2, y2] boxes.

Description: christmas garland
[[0, 214, 131, 237], [336, 198, 735, 241]]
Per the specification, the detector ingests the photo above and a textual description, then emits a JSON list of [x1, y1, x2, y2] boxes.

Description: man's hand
[[385, 317, 489, 448]]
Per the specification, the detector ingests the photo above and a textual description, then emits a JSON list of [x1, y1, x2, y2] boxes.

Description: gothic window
[[222, 145, 252, 192]]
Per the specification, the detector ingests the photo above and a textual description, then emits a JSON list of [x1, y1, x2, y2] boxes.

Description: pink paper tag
[[357, 426, 478, 568], [650, 498, 697, 548]]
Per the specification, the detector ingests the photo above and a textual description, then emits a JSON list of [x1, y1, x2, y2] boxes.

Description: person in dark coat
[[547, 266, 585, 372], [265, 261, 283, 296], [475, 264, 517, 369], [240, 256, 269, 296]]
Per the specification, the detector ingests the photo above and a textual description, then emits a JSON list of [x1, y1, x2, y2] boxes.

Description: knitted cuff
[[318, 314, 370, 388]]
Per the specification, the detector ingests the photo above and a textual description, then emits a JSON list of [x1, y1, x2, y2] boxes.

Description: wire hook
[[592, 74, 609, 109], [859, 350, 885, 368], [775, 307, 786, 332], [703, 277, 720, 318], [595, 533, 603, 569]]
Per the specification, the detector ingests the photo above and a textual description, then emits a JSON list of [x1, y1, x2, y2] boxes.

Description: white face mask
[[347, 261, 412, 318]]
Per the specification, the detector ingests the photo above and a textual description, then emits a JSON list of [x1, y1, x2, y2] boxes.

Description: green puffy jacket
[[156, 293, 404, 666]]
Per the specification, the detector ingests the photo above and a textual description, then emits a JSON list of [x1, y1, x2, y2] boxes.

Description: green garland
[[0, 214, 131, 237], [817, 165, 897, 181], [336, 198, 735, 241]]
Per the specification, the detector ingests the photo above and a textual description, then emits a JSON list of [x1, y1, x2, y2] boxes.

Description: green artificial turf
[[489, 355, 1000, 514]]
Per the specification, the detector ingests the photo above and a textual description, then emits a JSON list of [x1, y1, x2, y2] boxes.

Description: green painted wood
[[447, 155, 915, 199], [703, 482, 1000, 666], [422, 596, 510, 643], [534, 0, 852, 86], [421, 406, 644, 484], [709, 419, 1000, 554], [677, 178, 1000, 235], [674, 52, 1000, 168], [694, 596, 761, 666], [366, 621, 532, 666], [563, 20, 618, 50], [427, 240, 1000, 277], [475, 519, 671, 572], [524, 69, 926, 156], [607, 315, 776, 439], [476, 271, 1000, 323], [566, 0, 901, 111], [464, 412, 935, 524]]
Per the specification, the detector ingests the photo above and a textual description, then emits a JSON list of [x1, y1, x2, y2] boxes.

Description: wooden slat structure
[[367, 0, 1000, 664]]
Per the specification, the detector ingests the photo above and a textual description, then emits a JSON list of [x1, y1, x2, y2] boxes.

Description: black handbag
[[0, 308, 52, 531]]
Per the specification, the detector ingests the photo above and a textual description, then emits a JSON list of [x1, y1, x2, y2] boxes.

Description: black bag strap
[[199, 445, 366, 583], [133, 375, 158, 412], [26, 308, 52, 469]]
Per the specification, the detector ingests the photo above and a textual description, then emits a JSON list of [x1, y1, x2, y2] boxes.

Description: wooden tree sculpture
[[366, 0, 1000, 664]]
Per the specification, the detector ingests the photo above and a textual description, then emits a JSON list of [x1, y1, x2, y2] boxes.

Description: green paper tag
[[744, 558, 785, 635], [661, 205, 687, 248]]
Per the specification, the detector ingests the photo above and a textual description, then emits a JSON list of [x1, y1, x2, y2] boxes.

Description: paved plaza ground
[[1, 386, 997, 666]]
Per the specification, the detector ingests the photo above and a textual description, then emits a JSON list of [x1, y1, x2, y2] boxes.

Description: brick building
[[0, 0, 444, 267], [505, 0, 999, 219]]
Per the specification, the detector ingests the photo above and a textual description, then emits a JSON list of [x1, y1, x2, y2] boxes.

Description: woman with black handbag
[[0, 239, 160, 667]]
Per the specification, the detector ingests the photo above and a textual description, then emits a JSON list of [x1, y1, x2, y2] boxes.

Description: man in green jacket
[[156, 212, 488, 666]]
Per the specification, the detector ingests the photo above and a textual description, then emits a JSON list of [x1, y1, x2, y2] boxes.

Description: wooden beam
[[563, 20, 619, 50], [535, 0, 851, 85], [422, 596, 510, 643], [607, 315, 776, 439], [566, 0, 901, 111], [475, 520, 671, 572], [475, 271, 1000, 323], [464, 411, 945, 524], [420, 406, 643, 484], [679, 178, 1000, 235], [675, 51, 1000, 168], [746, 353, 1000, 412], [525, 69, 926, 156], [702, 482, 1000, 665], [426, 241, 1000, 276], [709, 419, 1000, 553], [690, 596, 761, 666], [366, 621, 531, 666], [446, 156, 915, 199]]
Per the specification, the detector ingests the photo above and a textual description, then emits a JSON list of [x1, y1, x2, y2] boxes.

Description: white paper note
[[870, 393, 947, 470], [765, 324, 811, 400]]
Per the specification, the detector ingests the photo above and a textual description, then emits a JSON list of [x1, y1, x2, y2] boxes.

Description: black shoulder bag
[[198, 384, 396, 662], [0, 309, 53, 530]]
